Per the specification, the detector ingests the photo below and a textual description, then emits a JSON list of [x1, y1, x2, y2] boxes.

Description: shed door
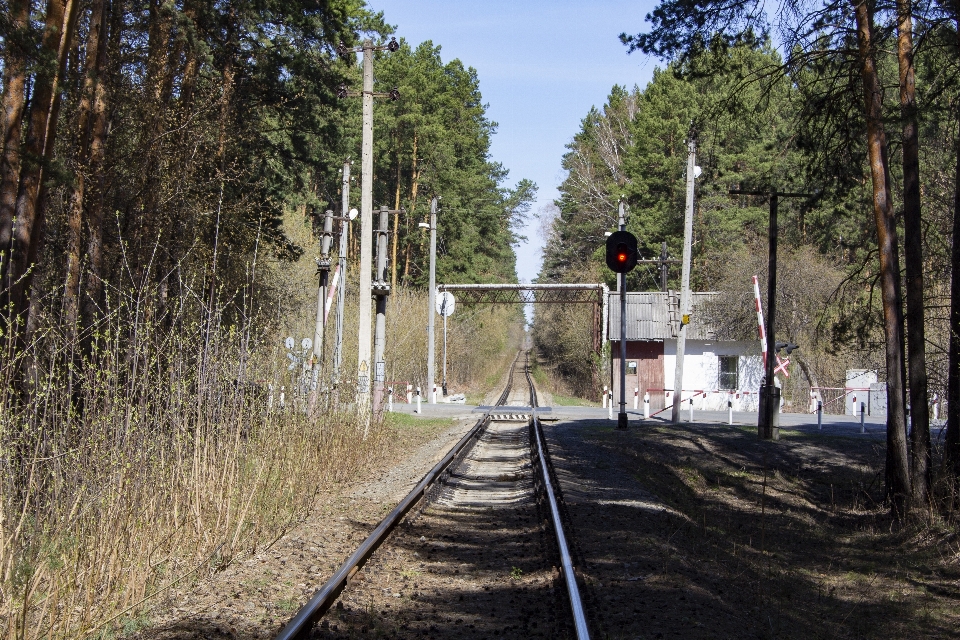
[[630, 341, 665, 413]]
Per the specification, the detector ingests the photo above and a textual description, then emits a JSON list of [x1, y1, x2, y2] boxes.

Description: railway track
[[276, 351, 589, 639]]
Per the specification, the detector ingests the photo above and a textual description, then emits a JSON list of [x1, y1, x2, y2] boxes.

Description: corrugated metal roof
[[608, 291, 717, 341]]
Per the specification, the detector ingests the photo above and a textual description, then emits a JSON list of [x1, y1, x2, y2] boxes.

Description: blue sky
[[366, 0, 660, 283]]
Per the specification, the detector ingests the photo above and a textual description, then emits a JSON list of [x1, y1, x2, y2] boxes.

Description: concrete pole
[[373, 205, 389, 415], [427, 197, 438, 403], [671, 137, 697, 424], [356, 39, 374, 416], [332, 161, 350, 395]]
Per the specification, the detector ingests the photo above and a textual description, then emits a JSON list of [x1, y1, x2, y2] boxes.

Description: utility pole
[[332, 161, 351, 395], [335, 37, 399, 418], [730, 188, 812, 439], [372, 205, 391, 416], [424, 197, 438, 404], [635, 241, 678, 292], [671, 136, 697, 424], [310, 208, 334, 407], [660, 242, 671, 292], [356, 39, 375, 415]]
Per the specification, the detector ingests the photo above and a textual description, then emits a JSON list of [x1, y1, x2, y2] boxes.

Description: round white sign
[[301, 337, 313, 351], [348, 208, 359, 220], [284, 336, 295, 349], [436, 291, 455, 317]]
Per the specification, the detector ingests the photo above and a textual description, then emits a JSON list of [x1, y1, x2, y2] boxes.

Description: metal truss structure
[[437, 283, 609, 354]]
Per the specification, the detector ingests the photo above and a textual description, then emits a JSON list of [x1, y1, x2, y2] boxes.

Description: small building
[[608, 291, 762, 415]]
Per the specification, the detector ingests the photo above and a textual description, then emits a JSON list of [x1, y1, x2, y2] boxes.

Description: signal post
[[606, 199, 638, 430]]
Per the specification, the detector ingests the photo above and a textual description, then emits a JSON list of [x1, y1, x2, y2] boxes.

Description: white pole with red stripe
[[753, 275, 767, 369]]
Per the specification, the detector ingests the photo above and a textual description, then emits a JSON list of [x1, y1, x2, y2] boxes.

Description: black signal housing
[[605, 230, 638, 273]]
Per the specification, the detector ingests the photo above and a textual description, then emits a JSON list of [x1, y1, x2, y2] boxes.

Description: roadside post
[[861, 402, 866, 433], [644, 392, 650, 419], [818, 401, 823, 430]]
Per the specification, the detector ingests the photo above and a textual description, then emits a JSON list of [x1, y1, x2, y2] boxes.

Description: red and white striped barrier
[[753, 275, 789, 378]]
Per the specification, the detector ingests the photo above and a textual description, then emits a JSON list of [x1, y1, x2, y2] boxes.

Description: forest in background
[[533, 1, 959, 518], [0, 0, 531, 636]]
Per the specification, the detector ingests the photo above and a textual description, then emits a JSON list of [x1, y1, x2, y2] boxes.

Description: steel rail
[[275, 353, 521, 639], [525, 357, 591, 640]]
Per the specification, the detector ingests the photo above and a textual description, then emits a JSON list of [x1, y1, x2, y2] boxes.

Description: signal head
[[605, 230, 639, 273]]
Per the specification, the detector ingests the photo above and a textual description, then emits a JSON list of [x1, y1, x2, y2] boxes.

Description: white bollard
[[643, 392, 650, 419], [406, 384, 413, 404], [817, 401, 823, 430], [608, 390, 613, 420], [602, 386, 608, 409], [688, 396, 694, 422], [860, 401, 865, 433], [388, 387, 393, 413], [728, 400, 733, 425], [431, 384, 437, 404], [416, 386, 421, 414], [633, 387, 639, 410]]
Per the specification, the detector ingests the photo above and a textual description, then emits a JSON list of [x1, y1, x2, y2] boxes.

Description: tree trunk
[[946, 7, 960, 496], [853, 0, 910, 519], [895, 0, 931, 510], [63, 0, 109, 337], [82, 0, 121, 328], [0, 0, 32, 313], [391, 144, 401, 290], [9, 0, 80, 328], [404, 133, 421, 285]]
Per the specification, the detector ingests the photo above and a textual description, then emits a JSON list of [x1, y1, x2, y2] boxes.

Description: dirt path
[[128, 417, 476, 640]]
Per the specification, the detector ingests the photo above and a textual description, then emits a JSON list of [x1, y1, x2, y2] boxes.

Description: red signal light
[[617, 251, 628, 263]]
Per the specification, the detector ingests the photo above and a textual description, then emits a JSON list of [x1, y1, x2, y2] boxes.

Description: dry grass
[[0, 264, 520, 640], [0, 291, 399, 639]]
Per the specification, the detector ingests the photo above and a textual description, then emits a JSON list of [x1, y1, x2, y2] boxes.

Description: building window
[[627, 361, 637, 375], [719, 356, 738, 390]]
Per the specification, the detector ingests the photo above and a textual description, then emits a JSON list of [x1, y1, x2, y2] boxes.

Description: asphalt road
[[388, 401, 942, 440]]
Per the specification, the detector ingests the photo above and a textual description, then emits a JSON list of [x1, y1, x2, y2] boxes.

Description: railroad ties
[[277, 351, 588, 639]]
